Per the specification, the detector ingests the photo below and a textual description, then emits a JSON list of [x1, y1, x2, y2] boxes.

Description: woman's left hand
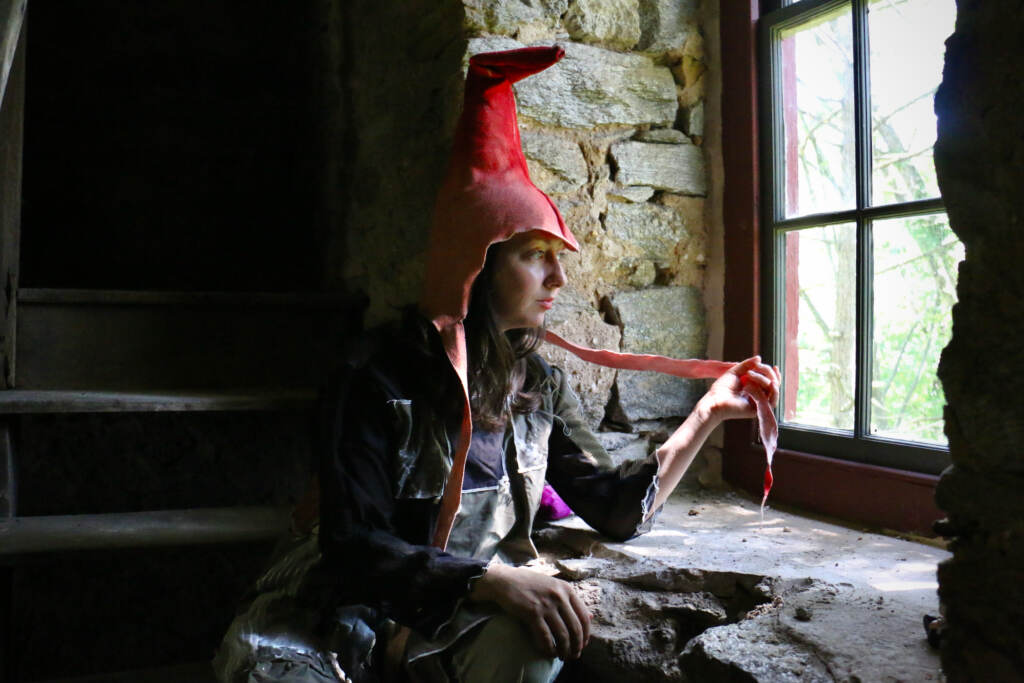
[[696, 356, 780, 424]]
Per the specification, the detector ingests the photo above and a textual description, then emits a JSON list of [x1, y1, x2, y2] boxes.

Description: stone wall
[[329, 0, 467, 315], [933, 0, 1024, 678], [340, 0, 714, 445]]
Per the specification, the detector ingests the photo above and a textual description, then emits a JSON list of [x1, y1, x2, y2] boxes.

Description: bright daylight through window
[[760, 0, 960, 473]]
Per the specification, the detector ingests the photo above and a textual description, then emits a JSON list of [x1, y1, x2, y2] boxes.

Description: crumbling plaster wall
[[933, 0, 1024, 678], [336, 0, 717, 462]]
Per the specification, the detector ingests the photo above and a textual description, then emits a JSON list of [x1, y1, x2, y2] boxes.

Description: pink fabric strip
[[544, 330, 778, 508], [433, 322, 473, 550]]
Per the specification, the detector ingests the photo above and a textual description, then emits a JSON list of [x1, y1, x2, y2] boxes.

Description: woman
[[215, 46, 779, 683]]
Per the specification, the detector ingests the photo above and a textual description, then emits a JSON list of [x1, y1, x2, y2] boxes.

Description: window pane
[[780, 6, 856, 218], [782, 224, 857, 431], [869, 0, 956, 205], [871, 214, 962, 444]]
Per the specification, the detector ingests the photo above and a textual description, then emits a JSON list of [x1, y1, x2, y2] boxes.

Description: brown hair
[[465, 243, 543, 431]]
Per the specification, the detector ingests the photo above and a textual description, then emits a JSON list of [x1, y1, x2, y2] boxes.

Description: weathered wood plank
[[0, 22, 23, 679], [0, 389, 317, 414], [0, 506, 290, 557], [0, 22, 23, 390], [0, 421, 11, 518], [19, 288, 357, 309], [0, 0, 25, 108], [16, 300, 353, 391], [34, 662, 217, 683]]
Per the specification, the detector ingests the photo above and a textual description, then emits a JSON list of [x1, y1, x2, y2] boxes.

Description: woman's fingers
[[735, 358, 782, 408], [555, 594, 585, 659], [545, 607, 573, 660], [568, 587, 591, 649], [748, 368, 780, 404], [733, 356, 762, 377], [529, 613, 558, 659]]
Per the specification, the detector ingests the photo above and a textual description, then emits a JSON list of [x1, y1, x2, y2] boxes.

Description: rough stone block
[[637, 0, 698, 52], [635, 127, 689, 144], [612, 286, 706, 420], [684, 100, 704, 138], [595, 431, 642, 452], [463, 0, 568, 36], [611, 140, 706, 195], [468, 37, 677, 129], [607, 184, 655, 203], [606, 436, 650, 467], [541, 288, 619, 427], [521, 129, 588, 195], [604, 202, 689, 263], [681, 583, 944, 683], [625, 259, 657, 287], [564, 0, 641, 51]]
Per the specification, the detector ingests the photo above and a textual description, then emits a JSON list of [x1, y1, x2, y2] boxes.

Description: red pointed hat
[[421, 45, 578, 332]]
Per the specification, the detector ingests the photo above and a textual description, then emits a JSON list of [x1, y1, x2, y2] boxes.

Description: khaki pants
[[409, 613, 563, 683]]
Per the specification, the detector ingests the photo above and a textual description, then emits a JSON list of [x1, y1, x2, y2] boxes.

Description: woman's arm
[[650, 356, 780, 512]]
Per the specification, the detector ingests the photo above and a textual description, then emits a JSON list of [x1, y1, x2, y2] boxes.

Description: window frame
[[719, 0, 946, 535], [758, 0, 952, 476]]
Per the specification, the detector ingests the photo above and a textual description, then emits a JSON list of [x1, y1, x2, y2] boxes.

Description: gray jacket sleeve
[[543, 365, 662, 541]]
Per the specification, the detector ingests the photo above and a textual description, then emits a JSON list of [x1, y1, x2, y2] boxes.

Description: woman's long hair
[[465, 243, 544, 431]]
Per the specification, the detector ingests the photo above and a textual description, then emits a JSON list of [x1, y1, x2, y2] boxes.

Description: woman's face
[[490, 231, 568, 332]]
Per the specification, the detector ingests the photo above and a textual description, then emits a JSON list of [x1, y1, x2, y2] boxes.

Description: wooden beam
[[0, 18, 23, 390], [18, 288, 357, 308], [34, 662, 217, 683], [0, 0, 25, 108], [15, 298, 356, 391], [0, 421, 11, 682], [0, 421, 11, 518], [0, 506, 290, 558], [0, 389, 317, 414]]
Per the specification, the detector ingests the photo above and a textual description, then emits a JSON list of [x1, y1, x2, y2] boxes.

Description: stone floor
[[542, 485, 950, 682], [37, 487, 950, 682]]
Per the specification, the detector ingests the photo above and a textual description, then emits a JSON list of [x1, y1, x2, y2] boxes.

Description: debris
[[923, 614, 946, 650]]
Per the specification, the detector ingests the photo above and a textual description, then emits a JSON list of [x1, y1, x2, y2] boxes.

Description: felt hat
[[420, 45, 577, 332]]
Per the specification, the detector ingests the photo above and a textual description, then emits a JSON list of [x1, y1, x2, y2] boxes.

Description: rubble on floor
[[537, 487, 949, 682]]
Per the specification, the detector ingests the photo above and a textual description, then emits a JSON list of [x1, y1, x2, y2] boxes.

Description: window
[[759, 0, 959, 475]]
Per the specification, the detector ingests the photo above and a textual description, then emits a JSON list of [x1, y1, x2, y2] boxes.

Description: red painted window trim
[[718, 0, 942, 536]]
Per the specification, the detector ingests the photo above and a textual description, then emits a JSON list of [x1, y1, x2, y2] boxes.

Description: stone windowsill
[[537, 486, 949, 681]]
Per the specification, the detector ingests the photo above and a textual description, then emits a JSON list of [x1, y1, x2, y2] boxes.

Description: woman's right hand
[[469, 563, 590, 660]]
